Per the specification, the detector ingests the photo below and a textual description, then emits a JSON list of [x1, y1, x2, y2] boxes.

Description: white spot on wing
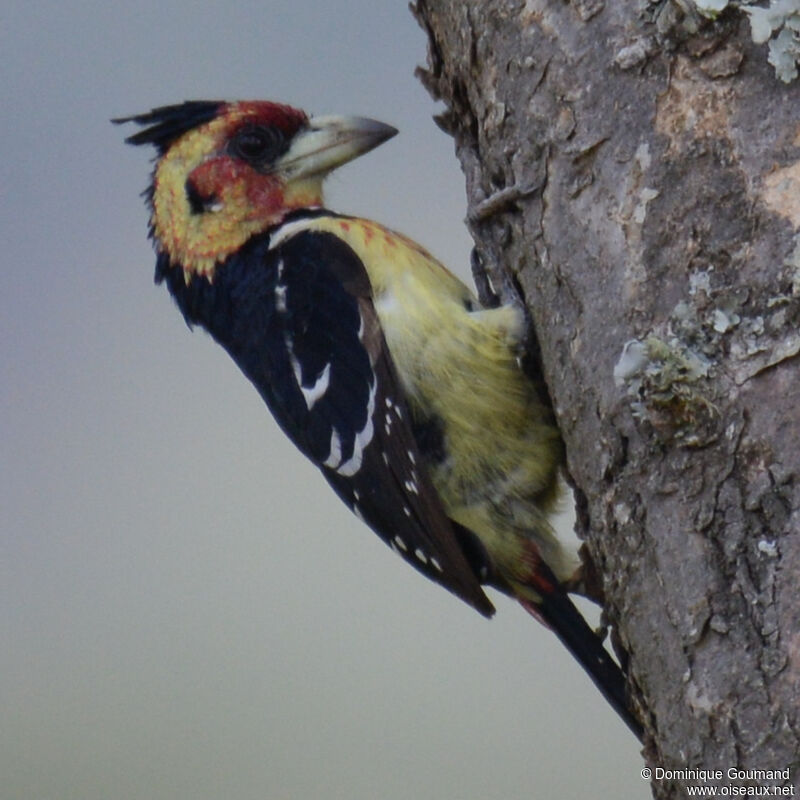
[[430, 557, 443, 573], [289, 351, 303, 390], [275, 283, 288, 312], [283, 334, 304, 390], [393, 536, 408, 552], [274, 259, 288, 311], [404, 479, 419, 495], [300, 362, 331, 411], [336, 377, 377, 477], [414, 548, 428, 564], [323, 429, 342, 468], [283, 332, 331, 411], [268, 217, 317, 250]]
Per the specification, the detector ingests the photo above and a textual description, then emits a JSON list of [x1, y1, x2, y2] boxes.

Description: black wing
[[173, 222, 494, 616], [274, 228, 494, 616]]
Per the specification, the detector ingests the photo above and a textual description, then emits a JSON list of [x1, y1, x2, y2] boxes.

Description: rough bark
[[412, 1, 800, 796]]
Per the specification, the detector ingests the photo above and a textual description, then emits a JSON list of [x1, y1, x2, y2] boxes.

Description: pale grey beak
[[277, 114, 398, 179]]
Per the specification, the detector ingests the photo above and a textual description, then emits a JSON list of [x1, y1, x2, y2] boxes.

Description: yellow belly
[[283, 214, 575, 585]]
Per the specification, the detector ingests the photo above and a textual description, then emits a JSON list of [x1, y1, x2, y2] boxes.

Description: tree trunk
[[412, 1, 800, 796]]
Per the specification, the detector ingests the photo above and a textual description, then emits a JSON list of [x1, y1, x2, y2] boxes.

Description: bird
[[114, 99, 642, 740]]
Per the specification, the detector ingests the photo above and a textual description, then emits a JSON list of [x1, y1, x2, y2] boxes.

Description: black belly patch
[[411, 413, 446, 465]]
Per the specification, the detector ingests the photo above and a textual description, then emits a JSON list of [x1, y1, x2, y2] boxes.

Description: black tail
[[534, 590, 643, 742]]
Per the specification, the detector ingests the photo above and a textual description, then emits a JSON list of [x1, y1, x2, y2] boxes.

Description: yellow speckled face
[[149, 102, 316, 281], [119, 100, 396, 283]]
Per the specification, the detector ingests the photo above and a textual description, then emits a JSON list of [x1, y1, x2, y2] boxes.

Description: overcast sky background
[[2, 2, 646, 798]]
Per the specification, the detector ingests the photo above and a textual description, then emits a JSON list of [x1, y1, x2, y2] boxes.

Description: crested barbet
[[115, 100, 641, 740]]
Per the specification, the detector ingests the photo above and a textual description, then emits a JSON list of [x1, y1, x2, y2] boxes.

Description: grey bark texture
[[411, 1, 800, 796]]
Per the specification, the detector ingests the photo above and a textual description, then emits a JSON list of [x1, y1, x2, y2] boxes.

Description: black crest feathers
[[112, 101, 224, 154]]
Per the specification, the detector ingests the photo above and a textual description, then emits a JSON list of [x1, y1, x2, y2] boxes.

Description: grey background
[[2, 1, 645, 797]]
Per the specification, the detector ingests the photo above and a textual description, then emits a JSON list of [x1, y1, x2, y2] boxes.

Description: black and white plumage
[[117, 100, 643, 740], [158, 212, 495, 616]]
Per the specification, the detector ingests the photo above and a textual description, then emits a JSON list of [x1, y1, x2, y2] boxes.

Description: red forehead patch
[[228, 101, 308, 135]]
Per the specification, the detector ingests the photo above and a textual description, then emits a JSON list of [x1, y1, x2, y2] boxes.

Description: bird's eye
[[229, 125, 288, 165]]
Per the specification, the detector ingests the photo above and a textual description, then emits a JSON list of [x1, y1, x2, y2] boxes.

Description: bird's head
[[115, 100, 397, 280]]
